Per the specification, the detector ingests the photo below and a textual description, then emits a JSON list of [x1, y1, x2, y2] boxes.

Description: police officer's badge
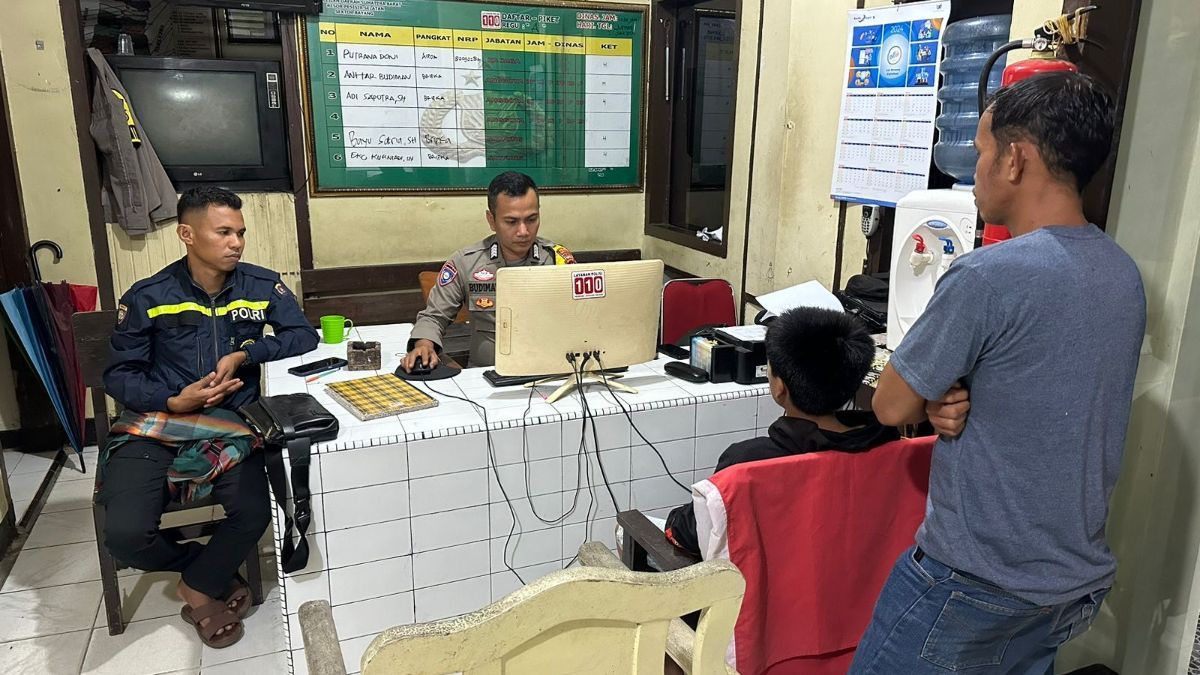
[[438, 261, 458, 286], [274, 282, 291, 297], [116, 303, 128, 326]]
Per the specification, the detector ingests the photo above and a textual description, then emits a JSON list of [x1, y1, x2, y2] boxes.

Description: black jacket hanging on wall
[[86, 48, 177, 235]]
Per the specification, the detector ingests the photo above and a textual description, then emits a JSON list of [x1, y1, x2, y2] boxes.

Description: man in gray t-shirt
[[851, 73, 1145, 675]]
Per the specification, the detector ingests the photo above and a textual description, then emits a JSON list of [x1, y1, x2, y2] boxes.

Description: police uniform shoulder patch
[[553, 245, 576, 265], [438, 261, 458, 286], [116, 303, 128, 326], [274, 282, 292, 298]]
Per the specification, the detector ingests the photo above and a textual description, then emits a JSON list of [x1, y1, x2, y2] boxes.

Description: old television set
[[107, 56, 291, 191]]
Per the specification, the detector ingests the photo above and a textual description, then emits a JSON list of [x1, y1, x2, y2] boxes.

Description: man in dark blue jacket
[[101, 186, 318, 645]]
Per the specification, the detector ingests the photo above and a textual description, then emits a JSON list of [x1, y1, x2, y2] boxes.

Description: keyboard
[[483, 367, 628, 388]]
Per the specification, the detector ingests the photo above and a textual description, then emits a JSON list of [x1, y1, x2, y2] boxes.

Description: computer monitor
[[495, 259, 664, 401]]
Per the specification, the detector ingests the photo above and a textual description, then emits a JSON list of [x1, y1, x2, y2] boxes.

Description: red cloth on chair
[[660, 279, 735, 345], [695, 436, 935, 675]]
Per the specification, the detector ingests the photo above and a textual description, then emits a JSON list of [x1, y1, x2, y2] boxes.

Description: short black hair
[[487, 172, 538, 213], [177, 186, 242, 223], [986, 71, 1115, 191], [765, 307, 874, 416]]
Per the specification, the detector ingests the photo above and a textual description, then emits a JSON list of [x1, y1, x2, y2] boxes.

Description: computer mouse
[[410, 359, 433, 376], [664, 361, 709, 383]]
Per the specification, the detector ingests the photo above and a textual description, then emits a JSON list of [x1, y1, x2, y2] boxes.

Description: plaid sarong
[[101, 408, 262, 504]]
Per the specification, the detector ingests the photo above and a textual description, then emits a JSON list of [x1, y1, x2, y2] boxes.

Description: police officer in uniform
[[403, 172, 574, 371], [102, 186, 318, 644]]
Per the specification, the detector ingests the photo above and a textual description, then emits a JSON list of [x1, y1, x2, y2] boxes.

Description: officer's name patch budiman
[[438, 261, 458, 286]]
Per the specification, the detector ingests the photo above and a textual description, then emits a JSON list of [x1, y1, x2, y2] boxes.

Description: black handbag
[[239, 394, 339, 574]]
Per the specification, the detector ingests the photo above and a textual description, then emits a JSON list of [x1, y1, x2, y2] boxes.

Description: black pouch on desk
[[837, 273, 888, 334], [239, 394, 339, 574]]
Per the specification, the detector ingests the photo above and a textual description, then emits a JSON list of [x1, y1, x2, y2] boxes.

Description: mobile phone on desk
[[288, 357, 348, 377], [657, 343, 689, 360]]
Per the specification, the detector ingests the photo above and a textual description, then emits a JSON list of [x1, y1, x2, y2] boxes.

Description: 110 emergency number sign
[[572, 270, 606, 299]]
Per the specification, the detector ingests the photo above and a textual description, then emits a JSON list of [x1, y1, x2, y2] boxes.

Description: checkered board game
[[325, 374, 439, 421]]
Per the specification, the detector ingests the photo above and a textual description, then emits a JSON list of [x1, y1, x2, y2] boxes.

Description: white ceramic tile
[[629, 405, 697, 444], [91, 571, 196, 627], [319, 443, 407, 492], [413, 575, 491, 623], [410, 505, 490, 553], [695, 429, 757, 470], [81, 615, 203, 675], [490, 457, 563, 499], [1, 541, 101, 593], [563, 517, 618, 555], [339, 634, 376, 674], [489, 560, 566, 602], [322, 481, 409, 531], [562, 412, 631, 451], [2, 447, 22, 474], [325, 520, 411, 569], [291, 650, 309, 675], [41, 477, 96, 513], [201, 594, 286, 667], [695, 397, 759, 436], [201, 650, 288, 675], [6, 471, 45, 510], [630, 475, 691, 512], [630, 438, 695, 481], [489, 493, 567, 537], [332, 591, 415, 640], [408, 469, 488, 517], [562, 481, 629, 525], [563, 445, 631, 486], [0, 580, 103, 642], [491, 527, 561, 571], [8, 449, 60, 476], [0, 630, 91, 675], [329, 556, 413, 606], [489, 421, 563, 465], [407, 432, 487, 478], [757, 393, 784, 426], [23, 506, 97, 549], [412, 540, 491, 589], [283, 571, 330, 616]]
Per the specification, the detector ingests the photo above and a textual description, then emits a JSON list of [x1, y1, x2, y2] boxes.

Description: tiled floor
[[1, 447, 288, 675]]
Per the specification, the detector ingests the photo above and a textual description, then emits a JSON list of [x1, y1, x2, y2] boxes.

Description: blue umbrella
[[1, 286, 84, 461]]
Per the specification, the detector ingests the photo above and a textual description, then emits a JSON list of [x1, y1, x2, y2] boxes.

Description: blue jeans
[[849, 547, 1107, 674]]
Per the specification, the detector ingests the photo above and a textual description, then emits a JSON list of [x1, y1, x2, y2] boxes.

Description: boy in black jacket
[[664, 307, 898, 555]]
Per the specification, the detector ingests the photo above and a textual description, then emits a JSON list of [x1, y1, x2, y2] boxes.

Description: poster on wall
[[303, 0, 646, 193], [830, 0, 949, 207]]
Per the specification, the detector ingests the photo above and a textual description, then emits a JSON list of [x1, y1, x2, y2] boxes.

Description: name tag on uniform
[[229, 306, 266, 322]]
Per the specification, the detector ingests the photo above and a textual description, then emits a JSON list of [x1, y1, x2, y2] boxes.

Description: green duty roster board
[[303, 0, 647, 193]]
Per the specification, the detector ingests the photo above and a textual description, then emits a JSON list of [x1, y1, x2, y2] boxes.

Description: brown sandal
[[181, 601, 244, 649], [225, 577, 253, 619]]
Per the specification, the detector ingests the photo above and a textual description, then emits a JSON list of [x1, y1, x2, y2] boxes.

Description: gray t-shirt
[[890, 225, 1145, 606]]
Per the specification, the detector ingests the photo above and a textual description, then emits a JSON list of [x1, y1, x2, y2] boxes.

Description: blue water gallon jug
[[934, 14, 1013, 185]]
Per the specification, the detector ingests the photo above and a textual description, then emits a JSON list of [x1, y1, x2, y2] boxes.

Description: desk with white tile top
[[264, 323, 780, 675]]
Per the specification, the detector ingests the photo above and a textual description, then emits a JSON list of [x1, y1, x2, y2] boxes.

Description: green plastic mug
[[320, 315, 353, 344]]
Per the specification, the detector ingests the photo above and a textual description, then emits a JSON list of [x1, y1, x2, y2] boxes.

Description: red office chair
[[661, 278, 736, 345]]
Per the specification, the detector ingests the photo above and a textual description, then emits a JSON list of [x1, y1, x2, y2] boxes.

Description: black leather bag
[[239, 394, 338, 574]]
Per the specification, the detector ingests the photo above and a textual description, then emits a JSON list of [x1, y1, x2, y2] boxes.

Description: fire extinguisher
[[976, 6, 1096, 245]]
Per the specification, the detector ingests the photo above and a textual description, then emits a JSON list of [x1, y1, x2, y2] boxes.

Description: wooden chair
[[299, 542, 744, 675], [73, 310, 264, 636]]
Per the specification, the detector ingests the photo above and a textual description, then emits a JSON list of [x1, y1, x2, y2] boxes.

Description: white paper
[[716, 325, 768, 343], [757, 281, 843, 315]]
